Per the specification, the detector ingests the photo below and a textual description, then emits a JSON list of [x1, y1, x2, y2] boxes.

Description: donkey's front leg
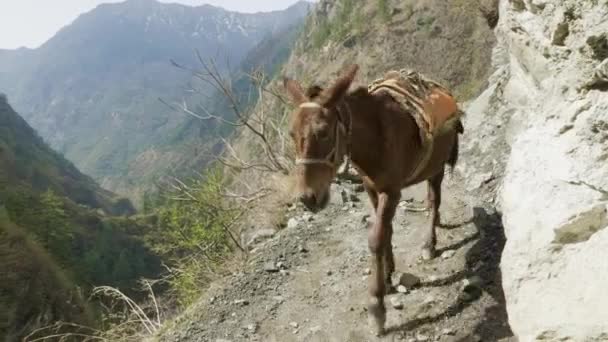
[[422, 170, 444, 260], [368, 191, 399, 335]]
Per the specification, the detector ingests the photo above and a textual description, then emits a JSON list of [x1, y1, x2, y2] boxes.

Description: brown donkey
[[283, 64, 463, 335]]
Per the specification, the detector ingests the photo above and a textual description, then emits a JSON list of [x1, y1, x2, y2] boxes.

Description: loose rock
[[302, 213, 314, 222], [287, 218, 300, 229], [394, 272, 421, 288], [441, 250, 456, 259], [442, 327, 455, 336], [462, 276, 483, 291], [289, 322, 299, 328], [416, 332, 430, 341], [390, 296, 405, 310], [263, 262, 279, 273], [461, 276, 483, 301], [397, 285, 408, 293], [246, 228, 276, 246], [234, 299, 249, 306]]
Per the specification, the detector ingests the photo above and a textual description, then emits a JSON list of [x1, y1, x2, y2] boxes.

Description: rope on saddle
[[368, 69, 464, 183]]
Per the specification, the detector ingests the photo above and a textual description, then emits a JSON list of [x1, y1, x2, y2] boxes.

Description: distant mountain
[[0, 0, 311, 205], [0, 94, 162, 340]]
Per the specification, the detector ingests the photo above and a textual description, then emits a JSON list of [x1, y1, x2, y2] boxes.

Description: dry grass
[[24, 281, 163, 342]]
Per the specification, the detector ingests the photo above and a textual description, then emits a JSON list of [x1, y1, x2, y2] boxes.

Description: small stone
[[299, 245, 308, 253], [246, 323, 257, 332], [340, 189, 351, 203], [310, 325, 322, 333], [264, 262, 279, 273], [390, 296, 405, 310], [441, 250, 456, 259], [397, 285, 408, 293], [461, 276, 484, 301], [209, 296, 216, 304], [289, 322, 299, 328], [423, 295, 436, 305], [234, 299, 249, 306], [341, 206, 349, 211], [276, 261, 287, 270], [442, 328, 455, 336], [416, 332, 430, 341], [467, 172, 494, 191], [394, 272, 421, 288], [363, 268, 371, 275], [462, 276, 483, 290], [287, 218, 299, 229], [246, 228, 276, 246], [302, 213, 314, 222]]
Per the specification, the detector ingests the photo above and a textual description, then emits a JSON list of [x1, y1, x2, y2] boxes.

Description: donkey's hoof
[[368, 298, 386, 336], [421, 247, 435, 261]]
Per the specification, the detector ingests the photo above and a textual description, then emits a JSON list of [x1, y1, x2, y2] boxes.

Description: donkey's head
[[283, 64, 359, 212]]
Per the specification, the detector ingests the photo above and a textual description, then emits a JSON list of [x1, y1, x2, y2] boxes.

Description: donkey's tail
[[447, 118, 464, 173]]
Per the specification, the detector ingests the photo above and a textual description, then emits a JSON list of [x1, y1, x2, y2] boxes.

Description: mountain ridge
[[0, 0, 311, 206]]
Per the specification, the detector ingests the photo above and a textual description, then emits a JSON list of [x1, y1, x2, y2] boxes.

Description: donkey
[[283, 64, 463, 335]]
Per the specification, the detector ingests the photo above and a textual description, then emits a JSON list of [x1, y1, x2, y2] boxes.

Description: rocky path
[[156, 174, 515, 342]]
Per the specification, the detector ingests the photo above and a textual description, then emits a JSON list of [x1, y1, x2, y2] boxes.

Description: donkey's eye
[[317, 131, 330, 141]]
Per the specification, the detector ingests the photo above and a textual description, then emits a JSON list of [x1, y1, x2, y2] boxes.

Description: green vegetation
[[0, 207, 96, 340], [309, 0, 364, 50], [417, 15, 436, 28], [378, 0, 391, 23], [0, 96, 163, 340], [311, 18, 332, 50], [146, 167, 237, 306]]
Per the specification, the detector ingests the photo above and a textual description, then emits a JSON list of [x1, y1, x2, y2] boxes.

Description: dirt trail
[[157, 174, 515, 342]]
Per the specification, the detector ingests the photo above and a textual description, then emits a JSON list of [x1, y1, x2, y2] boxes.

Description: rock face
[[465, 0, 608, 340]]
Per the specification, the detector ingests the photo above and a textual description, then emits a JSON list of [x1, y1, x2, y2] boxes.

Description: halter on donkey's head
[[294, 101, 352, 170]]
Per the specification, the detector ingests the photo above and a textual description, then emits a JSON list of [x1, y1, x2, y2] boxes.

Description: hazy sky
[[0, 0, 310, 49]]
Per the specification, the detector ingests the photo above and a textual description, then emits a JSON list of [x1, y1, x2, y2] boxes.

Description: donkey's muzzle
[[298, 190, 329, 213]]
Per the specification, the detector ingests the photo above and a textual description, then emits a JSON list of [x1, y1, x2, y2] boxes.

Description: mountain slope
[[0, 94, 133, 215], [0, 95, 162, 341], [0, 0, 310, 205]]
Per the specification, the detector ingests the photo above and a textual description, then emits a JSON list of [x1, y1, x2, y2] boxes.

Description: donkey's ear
[[321, 64, 359, 107], [283, 77, 307, 105]]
